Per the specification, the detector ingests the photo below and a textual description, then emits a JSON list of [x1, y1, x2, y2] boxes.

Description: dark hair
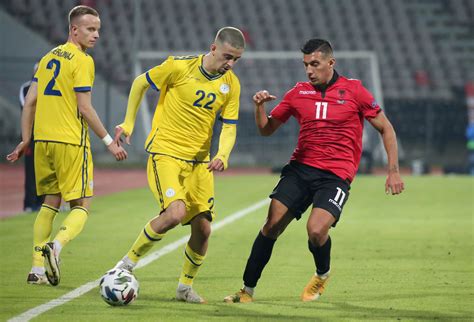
[[68, 5, 99, 25], [301, 39, 333, 56]]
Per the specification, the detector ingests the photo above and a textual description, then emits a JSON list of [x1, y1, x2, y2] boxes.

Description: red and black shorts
[[269, 161, 351, 225]]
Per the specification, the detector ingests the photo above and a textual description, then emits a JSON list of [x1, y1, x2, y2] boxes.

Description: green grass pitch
[[1, 175, 473, 321]]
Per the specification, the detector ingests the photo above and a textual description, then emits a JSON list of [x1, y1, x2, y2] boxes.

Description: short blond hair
[[215, 27, 246, 49], [68, 5, 99, 26]]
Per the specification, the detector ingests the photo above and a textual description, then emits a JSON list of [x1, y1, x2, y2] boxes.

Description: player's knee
[[167, 214, 182, 229], [262, 219, 282, 239], [307, 226, 328, 247], [161, 205, 186, 230], [200, 223, 211, 240], [192, 213, 212, 240]]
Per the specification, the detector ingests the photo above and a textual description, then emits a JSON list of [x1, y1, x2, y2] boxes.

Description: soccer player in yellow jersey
[[7, 6, 127, 286], [112, 27, 245, 303]]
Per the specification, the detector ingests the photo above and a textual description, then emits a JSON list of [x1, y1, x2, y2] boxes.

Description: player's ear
[[210, 43, 217, 55], [328, 57, 336, 67], [70, 24, 77, 36]]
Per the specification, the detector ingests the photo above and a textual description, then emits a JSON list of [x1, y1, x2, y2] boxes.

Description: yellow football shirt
[[33, 42, 95, 147], [144, 55, 240, 161]]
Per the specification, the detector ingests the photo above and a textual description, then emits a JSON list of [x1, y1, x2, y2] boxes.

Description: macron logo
[[299, 90, 317, 95]]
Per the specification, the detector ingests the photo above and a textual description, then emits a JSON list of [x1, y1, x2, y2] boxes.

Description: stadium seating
[[0, 0, 472, 166], [1, 0, 472, 101]]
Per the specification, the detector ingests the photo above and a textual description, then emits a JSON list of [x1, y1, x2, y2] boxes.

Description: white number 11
[[315, 102, 328, 119]]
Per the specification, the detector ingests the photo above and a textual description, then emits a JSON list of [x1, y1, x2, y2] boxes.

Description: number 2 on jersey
[[44, 59, 62, 96], [315, 101, 328, 119]]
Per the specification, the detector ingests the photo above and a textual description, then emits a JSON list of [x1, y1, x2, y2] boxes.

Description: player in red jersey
[[224, 39, 404, 303]]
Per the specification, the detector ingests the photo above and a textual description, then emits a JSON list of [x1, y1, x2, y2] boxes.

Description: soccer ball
[[99, 269, 139, 306]]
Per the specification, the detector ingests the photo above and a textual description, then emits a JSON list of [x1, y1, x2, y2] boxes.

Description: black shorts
[[269, 161, 351, 225]]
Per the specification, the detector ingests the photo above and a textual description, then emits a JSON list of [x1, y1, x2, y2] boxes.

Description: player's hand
[[253, 90, 277, 105], [107, 141, 128, 161], [6, 141, 29, 162], [114, 125, 131, 146], [207, 158, 225, 172], [385, 171, 404, 195]]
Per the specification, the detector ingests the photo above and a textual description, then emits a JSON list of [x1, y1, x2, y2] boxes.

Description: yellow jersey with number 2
[[33, 42, 95, 147]]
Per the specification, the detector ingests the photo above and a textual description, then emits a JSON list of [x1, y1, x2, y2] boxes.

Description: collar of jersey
[[64, 41, 88, 56], [198, 55, 223, 81], [312, 70, 339, 92]]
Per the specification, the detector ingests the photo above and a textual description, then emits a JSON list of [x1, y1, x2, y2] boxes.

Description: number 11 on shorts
[[334, 187, 346, 206]]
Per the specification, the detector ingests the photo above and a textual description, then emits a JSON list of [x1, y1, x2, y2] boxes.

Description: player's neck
[[202, 53, 219, 75], [323, 70, 335, 85], [67, 37, 87, 52], [313, 70, 338, 91]]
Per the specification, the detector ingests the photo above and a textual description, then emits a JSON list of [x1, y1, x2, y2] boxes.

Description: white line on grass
[[8, 198, 270, 322]]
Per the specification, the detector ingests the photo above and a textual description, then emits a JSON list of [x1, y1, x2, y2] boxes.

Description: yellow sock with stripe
[[127, 221, 165, 263], [54, 206, 89, 248], [32, 205, 58, 268], [179, 243, 206, 286]]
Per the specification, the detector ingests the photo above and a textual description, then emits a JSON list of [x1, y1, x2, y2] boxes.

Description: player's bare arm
[[114, 73, 150, 146], [253, 90, 281, 136], [76, 91, 127, 161], [368, 111, 405, 195], [6, 82, 38, 162]]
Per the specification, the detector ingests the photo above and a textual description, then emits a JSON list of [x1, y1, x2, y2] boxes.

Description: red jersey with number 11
[[270, 72, 381, 182]]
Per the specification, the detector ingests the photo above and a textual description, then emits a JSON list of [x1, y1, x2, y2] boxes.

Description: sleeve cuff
[[74, 86, 92, 92], [220, 117, 238, 124]]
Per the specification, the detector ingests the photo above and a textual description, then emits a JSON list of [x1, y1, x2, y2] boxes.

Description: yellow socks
[[32, 205, 58, 268], [179, 243, 206, 286], [127, 221, 165, 263], [54, 206, 88, 247]]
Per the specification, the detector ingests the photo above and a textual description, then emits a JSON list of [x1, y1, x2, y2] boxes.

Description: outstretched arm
[[254, 90, 282, 136], [208, 123, 236, 172], [6, 82, 38, 162], [114, 73, 150, 144], [368, 111, 405, 195]]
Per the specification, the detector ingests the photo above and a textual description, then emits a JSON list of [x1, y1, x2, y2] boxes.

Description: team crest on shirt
[[337, 89, 346, 104], [220, 84, 230, 94], [165, 188, 175, 198]]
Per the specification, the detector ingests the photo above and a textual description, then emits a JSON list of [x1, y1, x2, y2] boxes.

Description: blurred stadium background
[[1, 0, 473, 172], [0, 2, 473, 320]]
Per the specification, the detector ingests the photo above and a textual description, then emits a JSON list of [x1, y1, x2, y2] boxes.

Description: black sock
[[308, 236, 331, 275], [243, 231, 276, 288]]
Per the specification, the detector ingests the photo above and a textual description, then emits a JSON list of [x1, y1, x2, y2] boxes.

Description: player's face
[[303, 51, 335, 86], [71, 14, 101, 50], [211, 42, 244, 75]]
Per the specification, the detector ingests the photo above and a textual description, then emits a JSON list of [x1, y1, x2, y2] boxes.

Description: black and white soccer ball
[[99, 268, 139, 306]]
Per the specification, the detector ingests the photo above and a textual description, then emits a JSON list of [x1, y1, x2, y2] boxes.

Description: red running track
[[0, 164, 271, 218]]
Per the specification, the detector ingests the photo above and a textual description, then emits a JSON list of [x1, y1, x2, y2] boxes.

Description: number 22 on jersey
[[193, 90, 216, 110]]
